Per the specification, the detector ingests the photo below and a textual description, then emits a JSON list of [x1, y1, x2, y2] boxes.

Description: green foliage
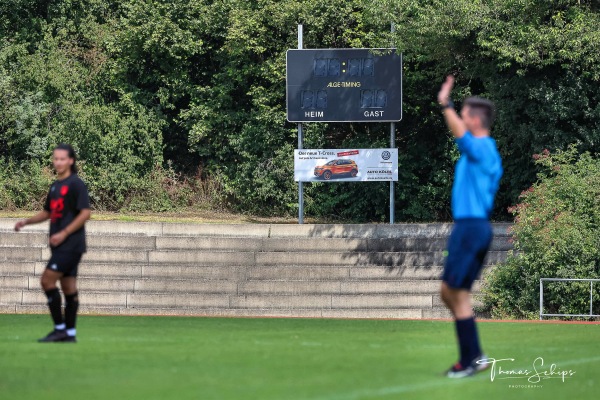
[[481, 146, 600, 319], [0, 159, 53, 210], [1, 1, 599, 220], [121, 163, 224, 213], [367, 0, 600, 220], [181, 0, 397, 218]]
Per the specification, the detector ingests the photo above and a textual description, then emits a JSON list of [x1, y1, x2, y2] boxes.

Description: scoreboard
[[286, 49, 402, 122]]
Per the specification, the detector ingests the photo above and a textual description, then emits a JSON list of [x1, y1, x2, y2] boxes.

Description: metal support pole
[[389, 22, 396, 225], [298, 121, 304, 224], [540, 279, 544, 320], [591, 281, 594, 317], [297, 24, 304, 224], [390, 122, 395, 224]]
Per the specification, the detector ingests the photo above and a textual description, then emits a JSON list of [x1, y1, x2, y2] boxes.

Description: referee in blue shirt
[[437, 76, 503, 378]]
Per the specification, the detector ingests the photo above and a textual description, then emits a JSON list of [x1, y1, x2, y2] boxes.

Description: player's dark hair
[[54, 143, 78, 173], [464, 96, 496, 129]]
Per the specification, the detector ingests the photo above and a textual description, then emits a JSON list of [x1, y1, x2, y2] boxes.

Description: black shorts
[[442, 219, 492, 290], [46, 251, 83, 277]]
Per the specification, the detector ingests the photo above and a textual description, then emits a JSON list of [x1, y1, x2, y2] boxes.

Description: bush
[[0, 158, 224, 213], [0, 159, 53, 210], [481, 145, 600, 319], [121, 164, 225, 213]]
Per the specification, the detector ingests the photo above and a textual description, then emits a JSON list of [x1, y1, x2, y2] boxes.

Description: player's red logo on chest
[[50, 184, 68, 223]]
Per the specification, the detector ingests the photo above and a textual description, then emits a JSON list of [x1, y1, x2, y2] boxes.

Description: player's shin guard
[[65, 292, 79, 335], [45, 288, 63, 326]]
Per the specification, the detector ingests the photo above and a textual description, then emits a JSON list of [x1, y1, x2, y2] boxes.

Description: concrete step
[[0, 232, 47, 247], [154, 236, 371, 252], [1, 262, 498, 288], [2, 278, 456, 296], [6, 289, 436, 309], [0, 288, 24, 304], [254, 251, 507, 267], [154, 236, 512, 252], [140, 265, 246, 280], [0, 248, 44, 262], [0, 262, 453, 281], [236, 280, 448, 295], [0, 218, 513, 239], [0, 262, 147, 278], [0, 261, 37, 276], [5, 304, 453, 319], [1, 232, 513, 252], [268, 223, 512, 239], [349, 266, 445, 280], [20, 290, 128, 307], [0, 304, 460, 319], [0, 233, 159, 250], [0, 276, 29, 290], [0, 248, 505, 267]]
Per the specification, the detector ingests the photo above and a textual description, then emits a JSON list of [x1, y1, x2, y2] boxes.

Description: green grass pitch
[[0, 315, 598, 400]]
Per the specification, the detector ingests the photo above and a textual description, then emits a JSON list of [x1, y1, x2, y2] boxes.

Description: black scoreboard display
[[286, 49, 402, 122]]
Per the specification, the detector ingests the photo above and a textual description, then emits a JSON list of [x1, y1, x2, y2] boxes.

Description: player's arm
[[49, 209, 91, 247], [14, 211, 50, 231], [438, 75, 467, 139], [62, 208, 91, 236]]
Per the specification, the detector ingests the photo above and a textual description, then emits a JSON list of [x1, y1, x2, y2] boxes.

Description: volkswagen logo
[[381, 151, 391, 160]]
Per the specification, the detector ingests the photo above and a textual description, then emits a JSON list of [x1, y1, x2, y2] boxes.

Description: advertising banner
[[294, 148, 398, 182]]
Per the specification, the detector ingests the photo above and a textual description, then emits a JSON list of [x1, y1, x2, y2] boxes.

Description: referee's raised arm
[[438, 75, 467, 139]]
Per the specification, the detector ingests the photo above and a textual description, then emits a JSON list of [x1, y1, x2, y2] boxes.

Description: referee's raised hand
[[438, 75, 455, 107]]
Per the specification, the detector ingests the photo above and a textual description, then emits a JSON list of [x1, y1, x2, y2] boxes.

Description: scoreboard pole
[[389, 23, 396, 225], [298, 24, 305, 224], [390, 122, 395, 224], [390, 22, 396, 225]]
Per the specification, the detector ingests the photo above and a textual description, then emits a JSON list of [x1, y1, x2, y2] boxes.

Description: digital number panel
[[286, 49, 402, 122]]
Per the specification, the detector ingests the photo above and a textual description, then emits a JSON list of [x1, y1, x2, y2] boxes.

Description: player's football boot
[[445, 362, 475, 378], [61, 336, 77, 343], [446, 354, 490, 378], [38, 329, 69, 343], [472, 354, 491, 373]]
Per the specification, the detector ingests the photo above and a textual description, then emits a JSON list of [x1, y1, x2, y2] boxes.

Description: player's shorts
[[46, 251, 83, 277], [442, 218, 492, 290]]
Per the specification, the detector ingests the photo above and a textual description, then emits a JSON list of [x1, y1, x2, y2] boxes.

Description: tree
[[2, 0, 599, 220], [366, 0, 600, 219]]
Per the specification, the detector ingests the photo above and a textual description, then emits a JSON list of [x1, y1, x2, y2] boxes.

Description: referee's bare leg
[[440, 282, 473, 319]]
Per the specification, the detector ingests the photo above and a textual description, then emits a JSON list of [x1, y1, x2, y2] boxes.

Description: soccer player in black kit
[[14, 144, 91, 343]]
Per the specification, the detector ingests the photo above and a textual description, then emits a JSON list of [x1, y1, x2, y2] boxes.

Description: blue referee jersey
[[452, 131, 503, 219]]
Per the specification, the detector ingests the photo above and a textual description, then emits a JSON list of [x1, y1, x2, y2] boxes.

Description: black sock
[[45, 288, 63, 327], [64, 292, 79, 332], [455, 316, 482, 367]]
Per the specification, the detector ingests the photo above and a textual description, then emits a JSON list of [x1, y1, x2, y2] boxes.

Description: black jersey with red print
[[43, 173, 90, 253]]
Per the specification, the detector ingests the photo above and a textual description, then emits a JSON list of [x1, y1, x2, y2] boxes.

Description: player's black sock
[[45, 288, 64, 327], [65, 292, 79, 336], [455, 316, 481, 367]]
